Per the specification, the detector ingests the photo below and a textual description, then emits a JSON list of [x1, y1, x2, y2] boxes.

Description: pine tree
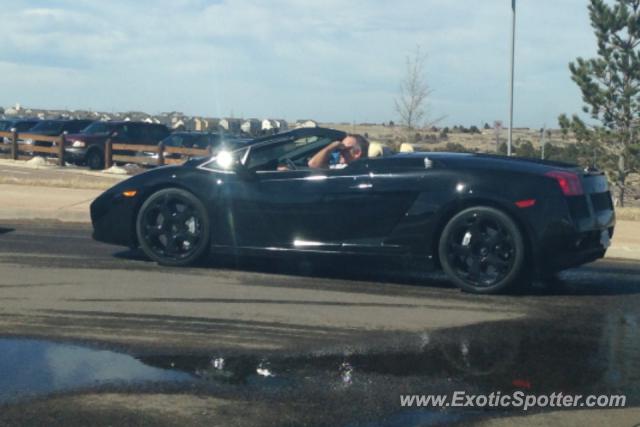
[[562, 0, 640, 206]]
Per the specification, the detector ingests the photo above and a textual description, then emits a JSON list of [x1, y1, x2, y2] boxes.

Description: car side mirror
[[215, 151, 255, 179]]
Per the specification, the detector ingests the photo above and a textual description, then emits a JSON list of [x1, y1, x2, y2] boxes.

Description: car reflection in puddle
[[0, 311, 638, 425], [139, 313, 639, 399]]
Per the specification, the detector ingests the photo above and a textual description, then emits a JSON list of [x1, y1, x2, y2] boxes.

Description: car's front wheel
[[136, 188, 210, 266], [438, 206, 526, 294], [86, 149, 104, 170]]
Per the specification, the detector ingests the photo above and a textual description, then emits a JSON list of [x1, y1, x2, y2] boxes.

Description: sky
[[0, 0, 599, 127]]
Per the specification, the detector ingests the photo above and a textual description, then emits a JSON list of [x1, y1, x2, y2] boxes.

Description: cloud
[[0, 0, 599, 126]]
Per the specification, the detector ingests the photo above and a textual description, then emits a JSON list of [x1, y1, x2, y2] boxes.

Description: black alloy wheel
[[136, 188, 210, 266], [438, 206, 525, 294]]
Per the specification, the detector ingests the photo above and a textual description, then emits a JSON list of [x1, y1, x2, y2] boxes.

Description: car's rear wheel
[[136, 188, 210, 266], [438, 206, 526, 294]]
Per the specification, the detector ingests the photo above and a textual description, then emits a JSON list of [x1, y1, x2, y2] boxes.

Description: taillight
[[545, 171, 584, 196]]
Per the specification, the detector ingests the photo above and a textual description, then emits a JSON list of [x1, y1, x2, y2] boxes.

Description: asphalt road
[[1, 220, 640, 426]]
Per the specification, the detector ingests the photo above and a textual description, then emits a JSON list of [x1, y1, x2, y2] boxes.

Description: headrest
[[368, 142, 385, 158], [399, 143, 415, 153]]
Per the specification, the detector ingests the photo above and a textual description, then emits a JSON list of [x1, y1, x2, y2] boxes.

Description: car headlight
[[71, 140, 86, 148]]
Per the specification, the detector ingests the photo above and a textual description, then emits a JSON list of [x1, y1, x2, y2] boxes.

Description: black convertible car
[[91, 127, 615, 293]]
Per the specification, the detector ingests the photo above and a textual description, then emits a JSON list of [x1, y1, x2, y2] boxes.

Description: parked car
[[0, 118, 40, 147], [65, 121, 170, 170], [91, 127, 615, 294], [164, 131, 249, 150], [137, 131, 251, 164], [21, 119, 94, 147], [0, 118, 39, 132]]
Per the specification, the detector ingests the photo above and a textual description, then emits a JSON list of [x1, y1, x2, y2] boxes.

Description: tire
[[86, 149, 104, 170], [136, 188, 210, 266], [438, 206, 526, 294]]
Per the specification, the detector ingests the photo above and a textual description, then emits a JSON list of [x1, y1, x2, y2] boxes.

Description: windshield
[[30, 121, 64, 133], [245, 135, 333, 171], [81, 122, 118, 135]]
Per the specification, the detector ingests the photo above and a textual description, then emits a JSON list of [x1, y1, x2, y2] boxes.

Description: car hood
[[65, 133, 109, 142]]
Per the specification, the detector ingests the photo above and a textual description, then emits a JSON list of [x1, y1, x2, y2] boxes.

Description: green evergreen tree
[[561, 0, 640, 206]]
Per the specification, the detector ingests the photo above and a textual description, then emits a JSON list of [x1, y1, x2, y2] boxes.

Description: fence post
[[157, 142, 165, 166], [105, 138, 113, 169], [58, 134, 66, 167], [10, 129, 17, 160]]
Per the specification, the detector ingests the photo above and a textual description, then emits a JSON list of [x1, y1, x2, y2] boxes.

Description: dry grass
[[324, 122, 572, 152], [616, 207, 640, 221]]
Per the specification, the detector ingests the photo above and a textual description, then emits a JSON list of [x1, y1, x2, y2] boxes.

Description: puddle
[[135, 313, 640, 399], [0, 339, 191, 403], [1, 311, 639, 425]]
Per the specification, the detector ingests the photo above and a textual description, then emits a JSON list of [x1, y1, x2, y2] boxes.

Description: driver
[[307, 134, 369, 169]]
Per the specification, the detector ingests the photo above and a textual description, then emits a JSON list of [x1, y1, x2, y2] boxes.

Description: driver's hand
[[331, 140, 345, 151], [277, 164, 289, 171]]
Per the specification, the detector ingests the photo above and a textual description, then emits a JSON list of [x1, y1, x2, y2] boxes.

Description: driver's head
[[339, 134, 369, 164]]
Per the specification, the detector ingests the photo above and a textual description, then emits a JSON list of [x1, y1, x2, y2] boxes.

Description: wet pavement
[[1, 221, 640, 425], [1, 308, 639, 425]]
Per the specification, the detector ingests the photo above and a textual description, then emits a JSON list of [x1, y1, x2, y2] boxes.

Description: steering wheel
[[283, 157, 297, 170]]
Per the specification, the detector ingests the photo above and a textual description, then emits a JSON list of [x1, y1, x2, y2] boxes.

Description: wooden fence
[[0, 130, 212, 169], [106, 140, 211, 169], [0, 130, 66, 166]]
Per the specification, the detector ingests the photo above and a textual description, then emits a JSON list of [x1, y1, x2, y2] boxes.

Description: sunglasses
[[338, 146, 359, 155]]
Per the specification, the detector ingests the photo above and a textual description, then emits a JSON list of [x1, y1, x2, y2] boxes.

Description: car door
[[221, 163, 406, 249]]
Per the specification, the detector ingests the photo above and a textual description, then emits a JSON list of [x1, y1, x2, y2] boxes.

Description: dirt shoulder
[[0, 184, 100, 223], [0, 159, 127, 190]]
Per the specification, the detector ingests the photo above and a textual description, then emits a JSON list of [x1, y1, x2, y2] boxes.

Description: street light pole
[[508, 0, 516, 156]]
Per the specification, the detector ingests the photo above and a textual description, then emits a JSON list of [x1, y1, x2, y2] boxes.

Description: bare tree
[[395, 45, 432, 130], [493, 120, 503, 153]]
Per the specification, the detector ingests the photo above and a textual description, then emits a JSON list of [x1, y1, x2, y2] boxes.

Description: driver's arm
[[307, 140, 342, 169]]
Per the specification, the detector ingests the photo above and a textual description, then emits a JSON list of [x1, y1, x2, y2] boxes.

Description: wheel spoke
[[159, 195, 175, 224], [486, 254, 510, 270], [164, 234, 179, 255], [468, 256, 482, 278], [145, 224, 163, 237]]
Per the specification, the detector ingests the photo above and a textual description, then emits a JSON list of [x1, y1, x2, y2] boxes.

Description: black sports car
[[91, 127, 615, 294]]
